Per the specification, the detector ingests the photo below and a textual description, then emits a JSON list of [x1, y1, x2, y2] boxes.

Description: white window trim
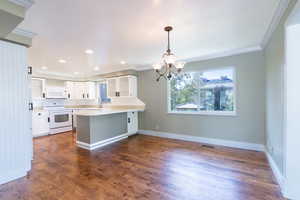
[[167, 66, 237, 116]]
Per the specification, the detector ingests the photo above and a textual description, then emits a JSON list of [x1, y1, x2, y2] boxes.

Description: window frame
[[167, 66, 237, 116]]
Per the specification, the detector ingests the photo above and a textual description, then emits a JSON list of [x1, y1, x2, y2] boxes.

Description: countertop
[[73, 108, 144, 116]]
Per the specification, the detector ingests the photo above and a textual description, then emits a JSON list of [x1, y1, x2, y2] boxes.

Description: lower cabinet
[[32, 110, 50, 137], [127, 111, 138, 135]]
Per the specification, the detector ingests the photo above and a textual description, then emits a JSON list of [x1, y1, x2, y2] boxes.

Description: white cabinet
[[65, 81, 96, 100], [65, 81, 75, 99], [107, 78, 117, 98], [127, 111, 138, 135], [86, 82, 96, 99], [32, 110, 50, 137], [107, 76, 137, 98], [75, 82, 87, 99], [32, 78, 46, 99]]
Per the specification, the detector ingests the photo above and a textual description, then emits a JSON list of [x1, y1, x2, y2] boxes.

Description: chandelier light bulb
[[175, 61, 185, 69], [153, 63, 162, 70], [163, 54, 177, 65]]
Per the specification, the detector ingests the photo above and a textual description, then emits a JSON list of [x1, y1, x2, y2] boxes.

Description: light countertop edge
[[73, 108, 144, 117]]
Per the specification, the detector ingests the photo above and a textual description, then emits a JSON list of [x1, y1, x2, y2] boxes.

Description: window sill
[[167, 111, 237, 116]]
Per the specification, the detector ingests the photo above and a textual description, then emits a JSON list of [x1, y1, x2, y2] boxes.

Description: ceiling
[[19, 0, 280, 78]]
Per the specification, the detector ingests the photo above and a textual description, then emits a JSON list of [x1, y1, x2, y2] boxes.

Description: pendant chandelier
[[153, 26, 185, 82]]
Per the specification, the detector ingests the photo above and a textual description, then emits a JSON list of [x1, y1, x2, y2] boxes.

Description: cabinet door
[[127, 111, 138, 135], [128, 76, 137, 97], [119, 76, 129, 97], [65, 81, 74, 99], [32, 78, 46, 99], [86, 82, 96, 99], [73, 82, 85, 99], [32, 111, 49, 137], [107, 78, 117, 98]]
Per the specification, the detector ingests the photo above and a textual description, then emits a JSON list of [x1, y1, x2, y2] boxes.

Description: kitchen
[[31, 74, 145, 149]]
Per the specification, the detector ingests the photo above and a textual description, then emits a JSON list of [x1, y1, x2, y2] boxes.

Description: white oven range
[[43, 101, 72, 134]]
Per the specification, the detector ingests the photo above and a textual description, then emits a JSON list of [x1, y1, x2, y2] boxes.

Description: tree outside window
[[169, 68, 235, 114]]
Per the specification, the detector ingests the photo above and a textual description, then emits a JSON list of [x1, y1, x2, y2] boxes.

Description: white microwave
[[46, 87, 66, 99]]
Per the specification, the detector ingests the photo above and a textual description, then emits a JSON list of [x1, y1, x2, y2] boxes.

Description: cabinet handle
[[128, 118, 131, 123], [28, 66, 32, 75], [83, 94, 85, 99], [42, 93, 46, 98], [68, 94, 70, 99], [115, 92, 118, 97], [48, 117, 50, 123], [87, 93, 89, 98], [29, 103, 33, 111]]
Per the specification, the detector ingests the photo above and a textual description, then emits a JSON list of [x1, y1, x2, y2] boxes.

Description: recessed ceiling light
[[85, 49, 94, 54], [120, 61, 126, 65], [41, 66, 48, 70], [59, 59, 66, 63], [74, 72, 79, 75], [94, 66, 100, 71]]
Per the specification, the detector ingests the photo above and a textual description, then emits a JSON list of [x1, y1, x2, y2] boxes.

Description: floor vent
[[201, 144, 215, 149]]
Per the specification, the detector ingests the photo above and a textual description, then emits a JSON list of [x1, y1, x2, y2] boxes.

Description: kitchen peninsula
[[74, 106, 144, 150]]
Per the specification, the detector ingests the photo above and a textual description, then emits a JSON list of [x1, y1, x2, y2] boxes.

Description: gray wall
[[264, 1, 296, 174], [138, 51, 265, 144]]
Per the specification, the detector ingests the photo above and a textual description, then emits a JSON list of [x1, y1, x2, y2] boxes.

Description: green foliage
[[170, 72, 234, 112], [170, 75, 198, 110]]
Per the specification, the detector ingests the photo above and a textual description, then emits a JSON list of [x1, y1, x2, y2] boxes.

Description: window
[[97, 82, 111, 103], [168, 67, 236, 115]]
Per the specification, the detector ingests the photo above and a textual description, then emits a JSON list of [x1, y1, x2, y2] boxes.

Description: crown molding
[[261, 0, 290, 48], [136, 45, 262, 71], [8, 0, 34, 9]]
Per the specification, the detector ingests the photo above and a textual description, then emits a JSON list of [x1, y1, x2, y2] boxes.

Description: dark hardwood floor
[[0, 132, 284, 200]]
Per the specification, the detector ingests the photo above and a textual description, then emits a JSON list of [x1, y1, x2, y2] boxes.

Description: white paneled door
[[0, 40, 32, 185]]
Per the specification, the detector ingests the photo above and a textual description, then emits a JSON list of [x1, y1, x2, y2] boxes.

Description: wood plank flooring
[[0, 132, 285, 200]]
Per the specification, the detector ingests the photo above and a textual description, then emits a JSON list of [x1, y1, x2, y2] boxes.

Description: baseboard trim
[[138, 130, 265, 151], [0, 169, 28, 185], [76, 133, 130, 151], [265, 150, 286, 195]]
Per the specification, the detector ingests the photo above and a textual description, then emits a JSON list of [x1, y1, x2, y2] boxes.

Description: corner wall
[[264, 0, 297, 174]]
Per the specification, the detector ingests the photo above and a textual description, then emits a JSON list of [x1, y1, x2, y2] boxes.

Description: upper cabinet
[[45, 79, 67, 99], [106, 75, 137, 98], [32, 78, 46, 99], [65, 81, 96, 100]]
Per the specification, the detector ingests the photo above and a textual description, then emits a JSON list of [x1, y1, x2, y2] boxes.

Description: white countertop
[[73, 108, 144, 116]]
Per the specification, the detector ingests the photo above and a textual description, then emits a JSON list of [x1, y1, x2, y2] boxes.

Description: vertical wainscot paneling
[[0, 40, 32, 184]]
